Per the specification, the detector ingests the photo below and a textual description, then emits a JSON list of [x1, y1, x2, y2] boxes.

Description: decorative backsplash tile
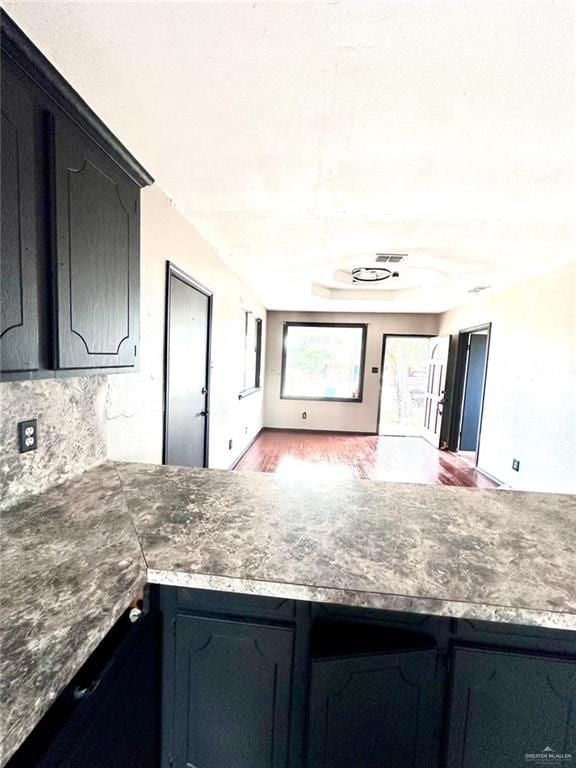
[[0, 377, 108, 510]]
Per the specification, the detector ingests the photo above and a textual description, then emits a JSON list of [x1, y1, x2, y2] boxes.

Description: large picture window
[[281, 322, 367, 401]]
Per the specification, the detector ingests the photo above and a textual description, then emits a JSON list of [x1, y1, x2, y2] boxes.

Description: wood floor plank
[[234, 429, 498, 488]]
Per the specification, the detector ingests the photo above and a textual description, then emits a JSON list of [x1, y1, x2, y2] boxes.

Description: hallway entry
[[163, 263, 212, 468]]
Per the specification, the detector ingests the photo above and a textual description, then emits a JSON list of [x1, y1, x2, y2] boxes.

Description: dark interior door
[[460, 333, 488, 451], [164, 267, 210, 468]]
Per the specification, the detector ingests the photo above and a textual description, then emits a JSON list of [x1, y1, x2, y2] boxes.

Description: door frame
[[163, 261, 213, 468], [448, 323, 491, 464], [376, 334, 434, 436]]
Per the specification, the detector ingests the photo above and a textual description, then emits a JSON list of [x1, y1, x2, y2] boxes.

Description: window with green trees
[[281, 322, 367, 401]]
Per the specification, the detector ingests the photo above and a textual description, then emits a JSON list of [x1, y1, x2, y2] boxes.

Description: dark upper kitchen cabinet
[[0, 10, 152, 379], [0, 56, 41, 373], [308, 649, 440, 768], [446, 647, 576, 768], [171, 614, 294, 768], [51, 116, 140, 369]]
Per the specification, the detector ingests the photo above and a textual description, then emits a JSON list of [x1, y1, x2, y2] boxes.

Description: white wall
[[264, 311, 438, 433], [438, 262, 576, 493], [106, 185, 266, 469]]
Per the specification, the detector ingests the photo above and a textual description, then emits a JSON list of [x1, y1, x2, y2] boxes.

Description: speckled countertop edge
[[146, 569, 576, 631]]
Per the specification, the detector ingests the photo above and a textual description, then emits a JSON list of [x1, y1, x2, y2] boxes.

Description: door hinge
[[134, 344, 137, 356]]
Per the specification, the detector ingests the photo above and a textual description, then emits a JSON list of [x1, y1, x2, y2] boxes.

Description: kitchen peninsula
[[1, 462, 575, 767]]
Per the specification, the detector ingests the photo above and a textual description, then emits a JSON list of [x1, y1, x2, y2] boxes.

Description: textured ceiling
[[4, 1, 575, 312]]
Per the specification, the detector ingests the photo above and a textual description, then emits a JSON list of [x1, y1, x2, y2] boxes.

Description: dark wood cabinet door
[[172, 614, 293, 768], [51, 115, 139, 369], [446, 647, 576, 768], [0, 56, 40, 373], [307, 649, 440, 768]]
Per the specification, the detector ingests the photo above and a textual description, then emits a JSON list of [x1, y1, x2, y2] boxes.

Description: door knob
[[198, 410, 209, 417], [201, 387, 207, 395]]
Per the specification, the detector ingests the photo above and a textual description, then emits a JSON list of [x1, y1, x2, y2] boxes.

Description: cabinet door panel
[[308, 649, 439, 768], [0, 57, 39, 372], [51, 116, 139, 369], [173, 615, 293, 768], [446, 647, 576, 768]]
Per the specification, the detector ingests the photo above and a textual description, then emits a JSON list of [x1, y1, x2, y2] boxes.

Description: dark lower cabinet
[[11, 589, 576, 768], [162, 589, 576, 768], [172, 615, 294, 768], [308, 649, 439, 768], [446, 647, 576, 768]]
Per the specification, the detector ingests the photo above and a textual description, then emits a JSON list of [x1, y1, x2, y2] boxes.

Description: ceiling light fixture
[[352, 267, 399, 283]]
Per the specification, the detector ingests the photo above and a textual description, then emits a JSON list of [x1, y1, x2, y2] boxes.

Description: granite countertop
[[119, 462, 576, 629], [2, 460, 575, 764], [0, 464, 145, 765]]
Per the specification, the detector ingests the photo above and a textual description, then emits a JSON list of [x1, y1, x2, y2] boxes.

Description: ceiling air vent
[[376, 254, 406, 264]]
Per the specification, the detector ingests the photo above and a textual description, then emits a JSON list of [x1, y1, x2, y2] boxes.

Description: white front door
[[422, 336, 449, 448]]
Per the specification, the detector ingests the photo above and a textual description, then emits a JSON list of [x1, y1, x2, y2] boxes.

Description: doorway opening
[[377, 335, 432, 436], [449, 324, 491, 466], [163, 262, 212, 468]]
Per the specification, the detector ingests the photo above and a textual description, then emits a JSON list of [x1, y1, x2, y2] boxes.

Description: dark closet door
[[51, 115, 140, 369], [446, 647, 576, 768], [0, 56, 40, 373], [164, 268, 211, 468], [460, 333, 488, 451], [308, 649, 440, 768], [172, 614, 293, 768]]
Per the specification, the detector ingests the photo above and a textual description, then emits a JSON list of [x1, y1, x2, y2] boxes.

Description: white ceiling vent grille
[[375, 254, 406, 264]]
